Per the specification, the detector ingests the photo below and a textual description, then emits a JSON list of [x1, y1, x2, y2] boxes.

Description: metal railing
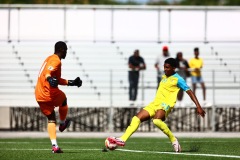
[[99, 69, 240, 105], [9, 107, 240, 132], [1, 5, 240, 43]]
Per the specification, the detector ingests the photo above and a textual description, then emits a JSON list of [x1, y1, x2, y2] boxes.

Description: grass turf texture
[[0, 137, 240, 160]]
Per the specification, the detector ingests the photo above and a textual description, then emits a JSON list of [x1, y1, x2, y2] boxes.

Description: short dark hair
[[164, 58, 177, 68], [55, 41, 67, 53], [194, 47, 199, 52]]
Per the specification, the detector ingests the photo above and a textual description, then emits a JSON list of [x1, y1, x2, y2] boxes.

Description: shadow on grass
[[182, 144, 200, 152]]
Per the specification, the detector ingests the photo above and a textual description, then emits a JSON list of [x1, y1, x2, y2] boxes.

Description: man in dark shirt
[[128, 49, 146, 102]]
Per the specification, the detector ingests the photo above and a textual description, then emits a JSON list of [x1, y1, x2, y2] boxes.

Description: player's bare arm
[[186, 89, 206, 118]]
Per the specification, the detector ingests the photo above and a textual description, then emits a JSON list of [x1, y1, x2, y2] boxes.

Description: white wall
[[0, 108, 10, 129], [1, 5, 240, 42]]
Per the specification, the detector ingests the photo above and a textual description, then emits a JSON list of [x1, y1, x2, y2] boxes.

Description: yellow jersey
[[189, 58, 203, 76], [153, 73, 190, 107]]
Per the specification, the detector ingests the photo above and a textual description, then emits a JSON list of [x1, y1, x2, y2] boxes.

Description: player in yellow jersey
[[35, 41, 82, 153], [108, 58, 205, 152]]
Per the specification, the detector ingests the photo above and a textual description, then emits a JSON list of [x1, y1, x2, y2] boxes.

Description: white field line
[[117, 149, 240, 159], [1, 147, 240, 159]]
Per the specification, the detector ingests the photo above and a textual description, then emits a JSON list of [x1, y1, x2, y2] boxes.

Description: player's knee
[[131, 116, 141, 124], [152, 118, 158, 124], [47, 111, 56, 123], [48, 120, 56, 123], [153, 119, 163, 125], [62, 98, 67, 106]]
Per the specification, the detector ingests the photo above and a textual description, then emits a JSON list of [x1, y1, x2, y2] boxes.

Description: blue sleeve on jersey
[[177, 75, 190, 91]]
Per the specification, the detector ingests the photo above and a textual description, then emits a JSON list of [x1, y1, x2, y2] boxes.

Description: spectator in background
[[189, 47, 207, 105], [175, 52, 190, 107], [155, 46, 170, 88], [128, 49, 146, 103]]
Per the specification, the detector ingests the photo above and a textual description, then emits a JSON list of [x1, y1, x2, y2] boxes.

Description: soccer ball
[[105, 137, 117, 150]]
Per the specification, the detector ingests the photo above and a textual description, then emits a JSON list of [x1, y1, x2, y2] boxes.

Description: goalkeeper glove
[[47, 76, 58, 88], [68, 77, 82, 88]]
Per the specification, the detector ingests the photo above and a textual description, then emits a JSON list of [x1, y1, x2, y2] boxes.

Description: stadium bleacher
[[0, 42, 239, 107]]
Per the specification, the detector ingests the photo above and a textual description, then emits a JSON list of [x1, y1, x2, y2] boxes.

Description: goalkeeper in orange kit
[[35, 41, 82, 153]]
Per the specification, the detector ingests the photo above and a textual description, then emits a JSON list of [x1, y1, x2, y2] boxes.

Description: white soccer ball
[[105, 137, 117, 150]]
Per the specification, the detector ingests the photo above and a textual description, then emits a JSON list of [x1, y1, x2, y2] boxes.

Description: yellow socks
[[119, 117, 176, 143], [153, 119, 176, 143], [48, 122, 57, 140], [120, 116, 141, 142]]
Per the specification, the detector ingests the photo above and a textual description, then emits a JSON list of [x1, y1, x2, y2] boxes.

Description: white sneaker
[[172, 138, 181, 152], [202, 101, 212, 107], [129, 100, 135, 106]]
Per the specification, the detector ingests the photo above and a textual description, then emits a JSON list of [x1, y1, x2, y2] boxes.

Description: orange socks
[[48, 105, 68, 147], [48, 122, 56, 140], [59, 105, 68, 122], [48, 122, 58, 147]]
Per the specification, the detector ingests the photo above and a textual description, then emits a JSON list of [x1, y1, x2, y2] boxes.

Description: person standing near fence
[[128, 49, 146, 104], [35, 41, 82, 153], [189, 47, 207, 106], [155, 46, 170, 88], [175, 52, 190, 107]]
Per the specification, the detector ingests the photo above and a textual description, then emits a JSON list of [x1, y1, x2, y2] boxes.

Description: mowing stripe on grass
[[2, 147, 240, 159], [117, 149, 240, 159], [0, 142, 96, 144], [0, 140, 237, 144], [0, 148, 101, 151], [1, 148, 240, 159]]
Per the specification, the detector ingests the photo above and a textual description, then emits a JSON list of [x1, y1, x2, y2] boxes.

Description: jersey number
[[38, 62, 47, 78]]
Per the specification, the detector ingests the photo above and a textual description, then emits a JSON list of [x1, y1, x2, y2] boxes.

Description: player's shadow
[[182, 144, 200, 152]]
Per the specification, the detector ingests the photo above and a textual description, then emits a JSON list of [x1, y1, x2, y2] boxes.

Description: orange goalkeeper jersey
[[35, 54, 68, 102]]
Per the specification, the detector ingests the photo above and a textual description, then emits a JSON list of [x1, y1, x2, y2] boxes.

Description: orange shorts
[[37, 91, 66, 116]]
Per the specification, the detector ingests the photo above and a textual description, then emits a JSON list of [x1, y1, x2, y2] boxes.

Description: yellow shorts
[[143, 101, 173, 118]]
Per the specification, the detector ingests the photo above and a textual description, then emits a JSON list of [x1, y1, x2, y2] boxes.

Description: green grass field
[[0, 137, 240, 160]]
